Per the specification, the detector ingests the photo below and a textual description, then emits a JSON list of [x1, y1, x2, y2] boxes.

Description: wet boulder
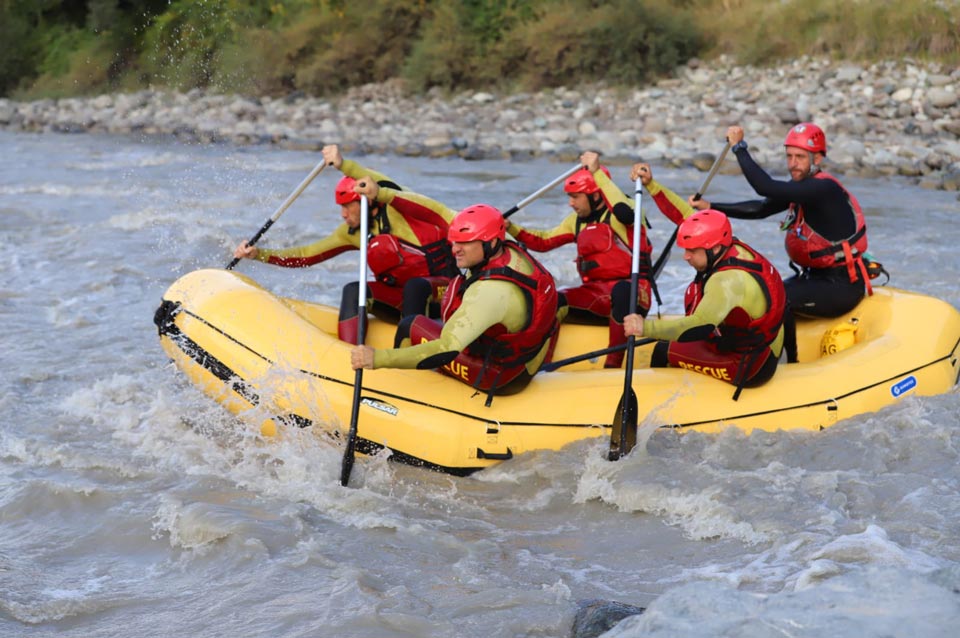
[[571, 598, 645, 638]]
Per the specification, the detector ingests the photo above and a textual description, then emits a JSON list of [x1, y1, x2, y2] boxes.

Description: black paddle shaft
[[541, 337, 657, 372], [226, 160, 328, 271], [339, 309, 368, 486], [650, 141, 731, 281], [340, 195, 371, 487], [226, 219, 276, 270], [610, 179, 644, 461]]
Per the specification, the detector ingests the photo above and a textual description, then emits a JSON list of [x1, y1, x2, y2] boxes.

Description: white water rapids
[[2, 129, 959, 637]]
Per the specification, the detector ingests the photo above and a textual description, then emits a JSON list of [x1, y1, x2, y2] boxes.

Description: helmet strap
[[372, 203, 390, 234], [705, 244, 727, 272], [481, 238, 502, 264], [586, 193, 607, 220]]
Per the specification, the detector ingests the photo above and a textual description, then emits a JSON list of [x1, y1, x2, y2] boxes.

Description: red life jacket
[[440, 241, 559, 372], [365, 211, 457, 286], [683, 239, 786, 355], [782, 171, 870, 290], [575, 213, 653, 283]]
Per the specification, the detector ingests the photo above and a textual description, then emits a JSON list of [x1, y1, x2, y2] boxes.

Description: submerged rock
[[571, 598, 645, 638]]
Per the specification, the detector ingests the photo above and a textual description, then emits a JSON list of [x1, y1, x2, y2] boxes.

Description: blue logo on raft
[[891, 376, 917, 398]]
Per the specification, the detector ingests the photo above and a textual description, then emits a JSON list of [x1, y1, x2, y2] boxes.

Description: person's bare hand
[[726, 126, 744, 146], [351, 345, 375, 370], [687, 195, 711, 211], [234, 240, 258, 259], [623, 313, 645, 337], [630, 162, 653, 186], [580, 151, 601, 174], [354, 176, 379, 200], [321, 144, 343, 169]]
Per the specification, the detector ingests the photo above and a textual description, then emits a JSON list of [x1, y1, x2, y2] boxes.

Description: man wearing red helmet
[[233, 144, 459, 343], [351, 204, 561, 402], [506, 151, 656, 369], [623, 210, 786, 397], [691, 124, 871, 319]]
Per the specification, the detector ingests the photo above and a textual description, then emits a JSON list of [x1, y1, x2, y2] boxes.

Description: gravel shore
[[3, 55, 959, 194]]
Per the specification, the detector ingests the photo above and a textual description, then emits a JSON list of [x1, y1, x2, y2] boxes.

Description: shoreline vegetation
[[3, 1, 958, 100], [1, 1, 958, 193]]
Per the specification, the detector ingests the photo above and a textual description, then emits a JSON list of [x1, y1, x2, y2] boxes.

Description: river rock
[[835, 64, 863, 82], [942, 170, 960, 191], [691, 152, 717, 171], [571, 599, 645, 638], [3, 56, 960, 190], [892, 87, 914, 103], [928, 88, 958, 109]]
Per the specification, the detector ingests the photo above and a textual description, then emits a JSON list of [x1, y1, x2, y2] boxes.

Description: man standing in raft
[[351, 204, 561, 403], [690, 124, 871, 318], [623, 209, 786, 399], [505, 151, 655, 369], [233, 144, 459, 343]]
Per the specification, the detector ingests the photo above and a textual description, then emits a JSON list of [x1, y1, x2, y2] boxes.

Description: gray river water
[[2, 129, 960, 637]]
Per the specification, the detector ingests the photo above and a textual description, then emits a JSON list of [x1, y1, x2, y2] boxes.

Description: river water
[[2, 128, 960, 637]]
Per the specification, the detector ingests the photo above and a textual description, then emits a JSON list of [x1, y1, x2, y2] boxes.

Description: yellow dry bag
[[820, 317, 859, 357]]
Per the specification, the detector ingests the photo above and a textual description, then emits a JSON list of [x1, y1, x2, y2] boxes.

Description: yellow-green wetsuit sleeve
[[374, 279, 528, 369], [645, 267, 784, 356], [256, 223, 359, 267], [339, 159, 395, 186], [645, 178, 697, 226]]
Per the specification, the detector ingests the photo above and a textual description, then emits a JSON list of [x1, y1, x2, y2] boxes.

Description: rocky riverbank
[[3, 56, 960, 193]]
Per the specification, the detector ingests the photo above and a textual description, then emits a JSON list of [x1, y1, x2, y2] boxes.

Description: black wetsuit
[[710, 145, 865, 318]]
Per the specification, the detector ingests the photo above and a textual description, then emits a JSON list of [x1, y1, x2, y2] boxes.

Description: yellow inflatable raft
[[154, 269, 960, 475]]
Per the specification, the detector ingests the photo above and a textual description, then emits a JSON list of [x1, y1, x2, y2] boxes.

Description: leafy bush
[[211, 0, 428, 96], [401, 0, 700, 92], [599, 0, 702, 84], [403, 3, 491, 92], [27, 27, 117, 98], [2, 0, 957, 99], [138, 0, 282, 91], [293, 0, 426, 95], [0, 4, 42, 95], [140, 1, 234, 90]]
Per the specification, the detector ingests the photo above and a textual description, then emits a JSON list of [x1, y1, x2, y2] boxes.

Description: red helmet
[[784, 122, 827, 154], [563, 166, 611, 195], [334, 176, 360, 205], [677, 210, 732, 250], [448, 204, 506, 243]]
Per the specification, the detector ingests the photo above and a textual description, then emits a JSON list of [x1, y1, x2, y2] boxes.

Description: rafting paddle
[[541, 338, 657, 372], [609, 178, 645, 461], [650, 140, 732, 281], [339, 194, 370, 487], [226, 160, 328, 270], [502, 164, 581, 220]]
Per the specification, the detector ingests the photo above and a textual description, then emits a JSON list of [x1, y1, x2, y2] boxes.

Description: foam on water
[[65, 150, 189, 171], [4, 129, 960, 637], [606, 568, 960, 637], [0, 182, 141, 198], [59, 368, 468, 537]]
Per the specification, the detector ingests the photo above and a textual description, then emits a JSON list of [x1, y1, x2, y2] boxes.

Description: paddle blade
[[608, 390, 638, 461], [340, 367, 364, 486], [339, 439, 356, 487]]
